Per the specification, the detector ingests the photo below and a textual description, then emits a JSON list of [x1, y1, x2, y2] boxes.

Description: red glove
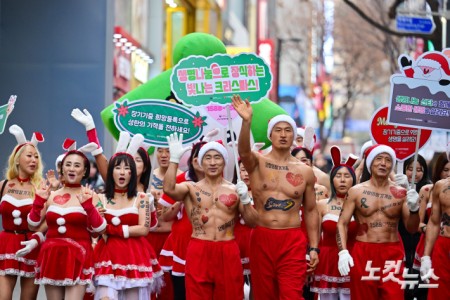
[[106, 224, 129, 238], [28, 195, 46, 226], [81, 199, 106, 232]]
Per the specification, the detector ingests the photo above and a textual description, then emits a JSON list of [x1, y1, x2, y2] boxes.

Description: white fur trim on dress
[[91, 218, 107, 233]]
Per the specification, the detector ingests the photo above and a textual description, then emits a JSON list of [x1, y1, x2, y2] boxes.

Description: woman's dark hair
[[187, 141, 207, 182], [137, 147, 151, 191], [432, 152, 449, 184], [105, 154, 137, 199], [360, 161, 371, 183], [291, 147, 313, 162], [329, 166, 356, 201], [60, 151, 90, 180], [403, 154, 430, 192]]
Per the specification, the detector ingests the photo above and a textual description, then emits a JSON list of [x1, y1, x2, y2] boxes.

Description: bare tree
[[344, 0, 443, 50]]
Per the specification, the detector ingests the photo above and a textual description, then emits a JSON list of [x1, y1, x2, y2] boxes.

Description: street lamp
[[276, 37, 302, 102]]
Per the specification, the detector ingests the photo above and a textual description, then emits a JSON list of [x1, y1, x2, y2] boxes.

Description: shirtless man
[[336, 144, 420, 300], [421, 176, 450, 299], [163, 134, 251, 300], [232, 95, 319, 299]]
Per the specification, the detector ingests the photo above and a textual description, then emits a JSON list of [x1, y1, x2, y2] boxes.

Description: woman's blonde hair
[[6, 143, 44, 186]]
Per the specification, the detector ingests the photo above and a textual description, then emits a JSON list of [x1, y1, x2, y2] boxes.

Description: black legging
[[171, 273, 186, 300]]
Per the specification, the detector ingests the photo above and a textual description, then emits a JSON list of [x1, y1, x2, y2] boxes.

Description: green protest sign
[[170, 53, 272, 106], [112, 99, 206, 147]]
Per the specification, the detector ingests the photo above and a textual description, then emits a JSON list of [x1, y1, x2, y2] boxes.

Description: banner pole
[[410, 128, 422, 191], [226, 105, 241, 182]]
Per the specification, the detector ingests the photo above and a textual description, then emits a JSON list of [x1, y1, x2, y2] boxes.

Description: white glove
[[394, 174, 409, 190], [15, 239, 38, 257], [338, 250, 354, 276], [166, 133, 192, 164], [236, 181, 251, 205], [71, 108, 95, 130], [420, 256, 432, 283], [407, 189, 420, 212]]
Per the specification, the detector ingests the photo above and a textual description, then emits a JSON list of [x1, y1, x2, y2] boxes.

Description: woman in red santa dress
[[93, 133, 156, 300], [0, 125, 44, 300], [311, 146, 358, 300], [25, 139, 106, 300]]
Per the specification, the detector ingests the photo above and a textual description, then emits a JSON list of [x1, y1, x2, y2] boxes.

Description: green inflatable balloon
[[101, 32, 289, 149]]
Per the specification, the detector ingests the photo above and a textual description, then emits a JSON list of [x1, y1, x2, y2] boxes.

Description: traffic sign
[[396, 15, 436, 34]]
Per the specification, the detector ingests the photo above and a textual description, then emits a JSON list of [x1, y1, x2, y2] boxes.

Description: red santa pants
[[249, 226, 307, 300], [428, 236, 450, 300], [185, 238, 243, 300], [349, 241, 405, 300]]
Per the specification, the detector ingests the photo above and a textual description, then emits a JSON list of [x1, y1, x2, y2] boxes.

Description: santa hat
[[330, 145, 358, 173], [9, 124, 44, 155], [365, 144, 396, 174], [267, 115, 297, 141], [418, 52, 450, 76], [296, 127, 305, 138], [198, 141, 228, 166], [360, 140, 373, 158]]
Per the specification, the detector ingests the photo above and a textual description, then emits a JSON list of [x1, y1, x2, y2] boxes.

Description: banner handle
[[226, 105, 241, 182], [148, 150, 158, 193], [410, 128, 422, 191]]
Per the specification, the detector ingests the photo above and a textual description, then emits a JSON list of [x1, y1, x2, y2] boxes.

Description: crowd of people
[[0, 96, 449, 300]]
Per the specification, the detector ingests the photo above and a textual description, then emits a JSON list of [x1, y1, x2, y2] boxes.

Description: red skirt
[[234, 219, 251, 275], [35, 238, 94, 286], [159, 217, 192, 276], [0, 231, 40, 278], [311, 244, 350, 294], [94, 235, 154, 290]]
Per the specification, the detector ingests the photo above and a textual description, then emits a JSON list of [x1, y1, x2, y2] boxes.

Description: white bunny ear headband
[[60, 138, 97, 163], [112, 131, 144, 159], [9, 124, 44, 155]]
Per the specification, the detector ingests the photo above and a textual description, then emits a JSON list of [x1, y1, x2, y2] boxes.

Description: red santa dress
[[0, 194, 40, 277], [35, 205, 95, 286], [93, 197, 161, 297]]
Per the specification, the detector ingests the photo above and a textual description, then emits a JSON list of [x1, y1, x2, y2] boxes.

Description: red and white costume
[[185, 238, 244, 300], [311, 214, 358, 295], [250, 226, 307, 299], [428, 235, 450, 299], [413, 201, 432, 270], [349, 241, 405, 300], [159, 171, 192, 277], [0, 194, 40, 277], [35, 205, 94, 286], [234, 214, 252, 276], [94, 197, 161, 298]]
